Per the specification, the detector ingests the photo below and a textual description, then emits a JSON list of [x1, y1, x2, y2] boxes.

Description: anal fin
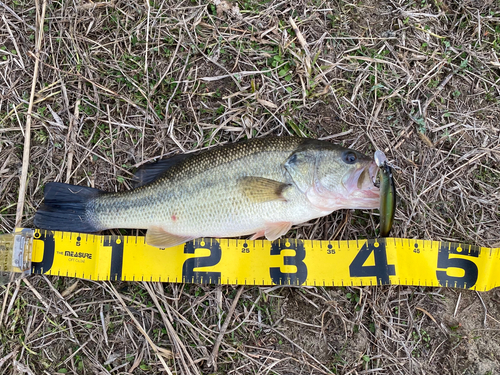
[[249, 230, 265, 240], [264, 222, 292, 241], [146, 226, 193, 248]]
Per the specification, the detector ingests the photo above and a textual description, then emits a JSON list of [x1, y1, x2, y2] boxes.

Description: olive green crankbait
[[374, 151, 396, 237]]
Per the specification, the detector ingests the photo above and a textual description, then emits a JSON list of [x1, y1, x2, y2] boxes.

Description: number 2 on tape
[[182, 239, 222, 283]]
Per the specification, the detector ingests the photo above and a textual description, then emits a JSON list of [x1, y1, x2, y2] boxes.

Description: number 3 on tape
[[270, 240, 308, 285]]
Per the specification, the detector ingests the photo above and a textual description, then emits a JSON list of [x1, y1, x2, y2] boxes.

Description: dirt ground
[[1, 0, 500, 374]]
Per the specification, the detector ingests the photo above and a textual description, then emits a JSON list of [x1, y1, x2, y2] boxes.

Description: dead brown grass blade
[[14, 0, 47, 228]]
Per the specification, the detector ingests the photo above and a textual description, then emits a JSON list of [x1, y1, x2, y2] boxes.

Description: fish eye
[[342, 151, 357, 164]]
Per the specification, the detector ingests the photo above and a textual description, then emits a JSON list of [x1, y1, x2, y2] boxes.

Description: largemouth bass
[[35, 137, 381, 248]]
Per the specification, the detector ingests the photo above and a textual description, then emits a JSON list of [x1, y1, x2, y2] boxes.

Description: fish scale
[[90, 138, 302, 233]]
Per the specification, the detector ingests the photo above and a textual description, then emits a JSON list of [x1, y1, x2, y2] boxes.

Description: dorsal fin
[[133, 154, 192, 188]]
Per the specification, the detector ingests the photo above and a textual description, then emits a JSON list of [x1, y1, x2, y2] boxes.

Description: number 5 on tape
[[436, 242, 479, 289]]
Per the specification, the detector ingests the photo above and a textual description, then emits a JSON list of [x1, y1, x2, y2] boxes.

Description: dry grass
[[1, 0, 500, 373]]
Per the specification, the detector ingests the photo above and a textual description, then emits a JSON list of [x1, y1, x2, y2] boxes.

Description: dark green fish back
[[147, 137, 304, 185]]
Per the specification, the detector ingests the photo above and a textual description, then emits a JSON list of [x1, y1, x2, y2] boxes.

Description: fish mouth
[[367, 162, 379, 189], [339, 161, 380, 209], [343, 161, 380, 196]]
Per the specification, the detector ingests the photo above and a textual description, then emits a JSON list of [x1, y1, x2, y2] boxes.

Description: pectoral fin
[[146, 226, 193, 248], [264, 221, 292, 241], [240, 177, 290, 203]]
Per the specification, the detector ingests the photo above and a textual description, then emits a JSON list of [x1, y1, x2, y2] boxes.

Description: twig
[[1, 280, 19, 323], [100, 304, 109, 346], [76, 0, 115, 10], [145, 0, 150, 76], [289, 17, 310, 56], [142, 282, 202, 375], [208, 285, 245, 370], [65, 80, 82, 183], [41, 275, 78, 317], [453, 292, 461, 318], [107, 105, 116, 180], [0, 0, 36, 31], [476, 291, 488, 328], [106, 282, 174, 374], [14, 0, 47, 228], [200, 68, 280, 82], [421, 70, 456, 118], [2, 15, 25, 69], [0, 351, 17, 367], [13, 361, 35, 375], [23, 278, 63, 315]]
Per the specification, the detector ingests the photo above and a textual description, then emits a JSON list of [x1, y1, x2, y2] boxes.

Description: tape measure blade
[[21, 229, 500, 291]]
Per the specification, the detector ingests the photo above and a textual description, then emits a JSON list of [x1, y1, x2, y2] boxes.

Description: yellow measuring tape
[[2, 229, 497, 291]]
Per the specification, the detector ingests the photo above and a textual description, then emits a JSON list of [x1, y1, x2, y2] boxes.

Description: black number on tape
[[436, 243, 479, 289], [270, 239, 308, 285], [241, 243, 250, 253], [327, 244, 336, 254], [32, 230, 55, 274], [103, 236, 124, 281], [182, 239, 222, 284], [349, 240, 395, 285]]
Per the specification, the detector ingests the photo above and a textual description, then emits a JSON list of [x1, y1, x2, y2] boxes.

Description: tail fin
[[34, 182, 105, 233]]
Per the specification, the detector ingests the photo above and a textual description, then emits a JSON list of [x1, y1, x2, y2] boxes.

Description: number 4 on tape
[[349, 240, 396, 285]]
